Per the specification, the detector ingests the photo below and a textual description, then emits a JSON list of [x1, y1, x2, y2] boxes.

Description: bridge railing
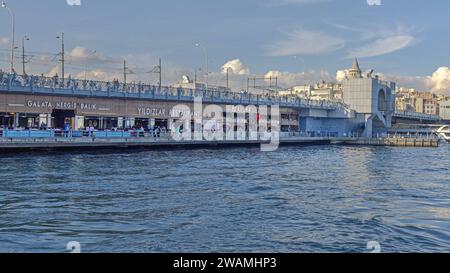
[[394, 111, 441, 121], [0, 72, 344, 110], [0, 129, 164, 139], [0, 128, 351, 141]]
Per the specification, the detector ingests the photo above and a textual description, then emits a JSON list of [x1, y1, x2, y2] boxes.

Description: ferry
[[437, 125, 450, 143], [389, 124, 450, 143]]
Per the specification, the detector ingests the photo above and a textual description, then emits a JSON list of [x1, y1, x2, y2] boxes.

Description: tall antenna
[[148, 58, 162, 91], [246, 77, 279, 93], [158, 58, 162, 91], [22, 36, 30, 76], [123, 59, 128, 84], [194, 68, 197, 86], [224, 67, 231, 90], [56, 32, 65, 83]]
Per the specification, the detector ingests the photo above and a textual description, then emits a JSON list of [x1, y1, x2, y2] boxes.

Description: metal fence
[[394, 111, 441, 121], [0, 129, 160, 139]]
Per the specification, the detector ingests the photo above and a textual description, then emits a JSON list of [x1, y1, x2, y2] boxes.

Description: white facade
[[172, 81, 206, 90], [310, 88, 333, 100], [440, 101, 450, 120], [424, 100, 439, 115]]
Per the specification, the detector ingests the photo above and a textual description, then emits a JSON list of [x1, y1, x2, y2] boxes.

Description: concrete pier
[[0, 137, 331, 152], [331, 137, 440, 147], [0, 136, 440, 153]]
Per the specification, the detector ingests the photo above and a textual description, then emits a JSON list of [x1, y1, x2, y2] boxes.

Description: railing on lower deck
[[0, 129, 146, 139], [394, 111, 441, 121], [0, 129, 351, 141]]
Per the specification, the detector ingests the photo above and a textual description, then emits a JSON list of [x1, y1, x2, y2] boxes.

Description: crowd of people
[[0, 70, 156, 93], [0, 123, 168, 139]]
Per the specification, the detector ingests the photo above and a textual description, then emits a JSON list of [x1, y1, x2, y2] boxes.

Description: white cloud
[[376, 66, 450, 95], [264, 70, 334, 87], [205, 60, 335, 91], [336, 69, 349, 82], [29, 48, 184, 87], [376, 73, 426, 89], [37, 47, 121, 80], [426, 66, 450, 95], [221, 59, 250, 75], [45, 66, 60, 77], [74, 69, 119, 81], [366, 0, 382, 6], [66, 0, 81, 6], [266, 28, 345, 56], [347, 25, 415, 58], [0, 37, 9, 46], [67, 46, 112, 63], [348, 35, 414, 58], [263, 0, 330, 6]]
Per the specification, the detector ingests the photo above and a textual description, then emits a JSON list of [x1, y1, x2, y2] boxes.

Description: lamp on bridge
[[1, 1, 15, 74]]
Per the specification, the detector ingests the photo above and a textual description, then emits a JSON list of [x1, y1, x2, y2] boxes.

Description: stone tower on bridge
[[343, 59, 396, 137], [349, 58, 362, 79]]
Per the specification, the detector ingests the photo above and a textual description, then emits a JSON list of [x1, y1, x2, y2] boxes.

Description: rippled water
[[0, 144, 449, 253]]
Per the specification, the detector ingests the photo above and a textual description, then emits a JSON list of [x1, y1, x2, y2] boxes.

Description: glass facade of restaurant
[[0, 113, 45, 129], [0, 113, 173, 131], [1, 112, 298, 133], [0, 92, 299, 133]]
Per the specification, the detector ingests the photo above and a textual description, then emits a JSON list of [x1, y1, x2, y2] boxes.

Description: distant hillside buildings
[[396, 88, 450, 120], [276, 62, 450, 121], [278, 83, 343, 102], [173, 61, 450, 121]]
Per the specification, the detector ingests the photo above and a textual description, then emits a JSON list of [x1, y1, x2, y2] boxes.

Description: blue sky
[[1, 0, 450, 92]]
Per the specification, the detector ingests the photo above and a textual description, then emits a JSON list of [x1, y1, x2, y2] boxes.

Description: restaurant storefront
[[0, 93, 182, 130], [0, 112, 43, 129], [0, 92, 299, 132]]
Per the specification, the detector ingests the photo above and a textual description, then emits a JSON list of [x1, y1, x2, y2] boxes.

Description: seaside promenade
[[0, 129, 439, 152]]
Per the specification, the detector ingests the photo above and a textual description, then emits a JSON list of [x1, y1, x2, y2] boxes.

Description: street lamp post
[[84, 50, 96, 81], [22, 36, 30, 76], [224, 67, 232, 90], [1, 1, 15, 74], [195, 43, 208, 91], [56, 32, 65, 83]]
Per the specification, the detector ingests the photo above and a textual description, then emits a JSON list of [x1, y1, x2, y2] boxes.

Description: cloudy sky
[[1, 0, 450, 93]]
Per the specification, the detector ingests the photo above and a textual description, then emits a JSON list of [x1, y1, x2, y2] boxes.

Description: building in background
[[415, 97, 424, 113], [395, 88, 449, 116], [439, 101, 450, 120], [278, 83, 343, 102], [278, 85, 312, 98], [415, 92, 440, 115], [424, 100, 440, 116], [396, 87, 417, 112], [342, 59, 396, 137], [310, 81, 343, 101], [172, 75, 231, 93], [172, 75, 206, 90]]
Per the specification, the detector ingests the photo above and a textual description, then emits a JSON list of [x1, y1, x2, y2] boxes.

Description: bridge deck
[[0, 74, 341, 110]]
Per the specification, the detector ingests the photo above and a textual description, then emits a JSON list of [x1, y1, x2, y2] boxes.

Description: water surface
[[0, 145, 449, 252]]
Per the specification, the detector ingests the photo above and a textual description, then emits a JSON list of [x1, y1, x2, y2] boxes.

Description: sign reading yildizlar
[[26, 100, 97, 110], [137, 107, 167, 116]]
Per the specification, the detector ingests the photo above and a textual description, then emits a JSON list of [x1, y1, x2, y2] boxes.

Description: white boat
[[437, 125, 450, 142]]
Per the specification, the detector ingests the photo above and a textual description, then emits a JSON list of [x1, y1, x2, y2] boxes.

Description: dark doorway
[[155, 119, 168, 130], [1, 114, 12, 128], [52, 109, 75, 129]]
